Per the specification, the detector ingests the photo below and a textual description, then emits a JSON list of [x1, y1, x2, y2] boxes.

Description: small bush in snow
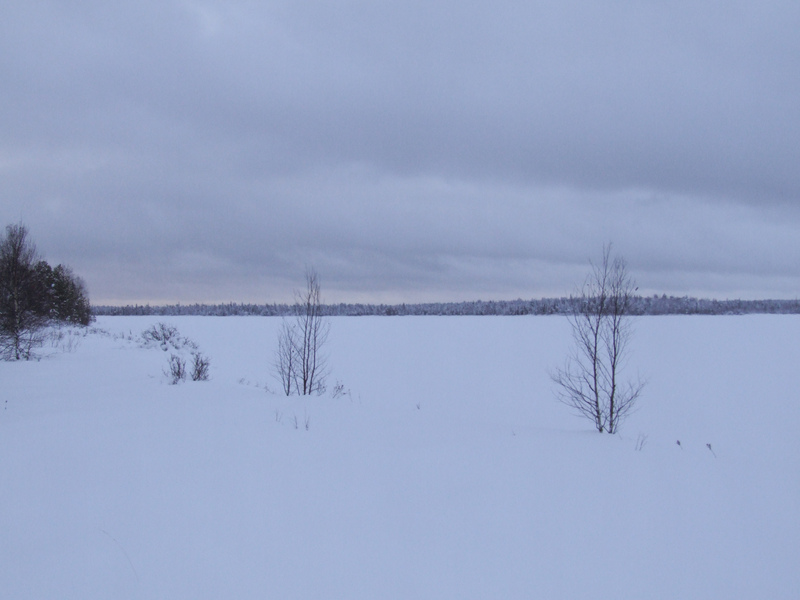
[[47, 326, 82, 353], [141, 322, 197, 352], [165, 353, 187, 384], [190, 351, 211, 381], [141, 323, 210, 384], [331, 380, 349, 399], [142, 322, 180, 350]]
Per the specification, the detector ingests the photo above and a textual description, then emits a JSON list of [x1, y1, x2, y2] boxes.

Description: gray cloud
[[2, 1, 799, 303]]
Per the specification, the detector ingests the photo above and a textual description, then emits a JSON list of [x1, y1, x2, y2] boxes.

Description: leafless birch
[[552, 245, 645, 433], [275, 318, 298, 395], [275, 268, 329, 395]]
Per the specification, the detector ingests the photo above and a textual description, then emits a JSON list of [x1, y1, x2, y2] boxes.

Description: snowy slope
[[1, 316, 798, 599]]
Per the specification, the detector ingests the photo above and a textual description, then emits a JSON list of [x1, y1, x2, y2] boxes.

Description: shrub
[[165, 353, 186, 384], [190, 351, 211, 381], [141, 322, 181, 351]]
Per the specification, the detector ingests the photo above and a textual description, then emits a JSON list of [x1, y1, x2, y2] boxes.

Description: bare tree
[[551, 245, 645, 433], [275, 318, 298, 395], [274, 268, 330, 395], [0, 224, 47, 360], [294, 268, 329, 394]]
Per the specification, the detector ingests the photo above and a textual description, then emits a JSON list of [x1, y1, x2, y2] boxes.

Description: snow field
[[1, 315, 799, 599]]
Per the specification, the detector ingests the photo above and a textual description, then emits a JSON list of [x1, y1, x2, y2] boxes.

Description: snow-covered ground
[[2, 315, 798, 599]]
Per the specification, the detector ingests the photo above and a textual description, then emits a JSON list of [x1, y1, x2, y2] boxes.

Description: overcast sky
[[2, 1, 799, 304]]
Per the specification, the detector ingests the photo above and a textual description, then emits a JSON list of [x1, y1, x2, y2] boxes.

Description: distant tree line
[[1, 224, 92, 360], [92, 295, 800, 317]]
